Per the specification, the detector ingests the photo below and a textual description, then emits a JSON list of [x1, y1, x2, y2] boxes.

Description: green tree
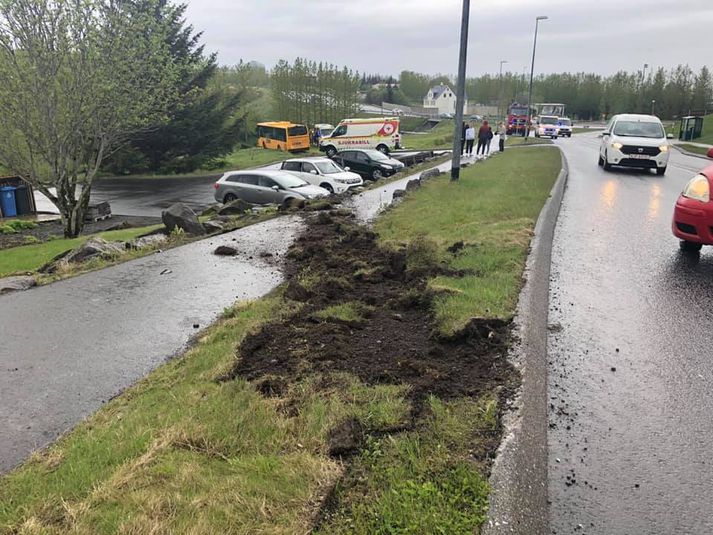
[[0, 0, 180, 237]]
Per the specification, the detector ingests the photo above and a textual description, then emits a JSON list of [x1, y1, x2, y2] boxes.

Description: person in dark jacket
[[461, 121, 467, 155], [477, 120, 490, 155]]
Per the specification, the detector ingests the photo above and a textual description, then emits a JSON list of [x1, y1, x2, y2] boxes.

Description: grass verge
[[0, 147, 561, 534], [677, 143, 712, 157], [376, 147, 561, 334]]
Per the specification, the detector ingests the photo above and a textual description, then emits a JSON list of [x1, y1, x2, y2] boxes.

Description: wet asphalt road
[[0, 216, 302, 473], [548, 134, 713, 534]]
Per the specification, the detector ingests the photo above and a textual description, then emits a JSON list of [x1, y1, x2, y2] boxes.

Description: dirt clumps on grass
[[226, 211, 517, 422]]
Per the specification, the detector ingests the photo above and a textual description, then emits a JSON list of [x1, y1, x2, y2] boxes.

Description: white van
[[599, 114, 672, 175], [320, 117, 401, 156]]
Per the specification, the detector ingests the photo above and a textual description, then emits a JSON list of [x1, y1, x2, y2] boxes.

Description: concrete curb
[[483, 149, 569, 535], [672, 144, 712, 161]]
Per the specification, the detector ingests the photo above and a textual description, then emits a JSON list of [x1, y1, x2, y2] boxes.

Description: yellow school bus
[[256, 121, 310, 152]]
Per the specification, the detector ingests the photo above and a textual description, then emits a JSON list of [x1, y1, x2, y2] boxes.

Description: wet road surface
[[548, 134, 713, 534], [0, 216, 303, 473]]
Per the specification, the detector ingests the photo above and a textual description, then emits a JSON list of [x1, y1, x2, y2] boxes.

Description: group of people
[[309, 128, 322, 147], [461, 120, 507, 157]]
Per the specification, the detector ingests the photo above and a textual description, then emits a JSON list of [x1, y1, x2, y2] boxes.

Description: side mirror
[[310, 170, 317, 174], [600, 132, 609, 137], [666, 133, 674, 139], [344, 166, 350, 172], [272, 185, 280, 192]]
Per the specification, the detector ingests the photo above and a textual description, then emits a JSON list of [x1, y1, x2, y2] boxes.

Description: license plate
[[629, 154, 649, 159]]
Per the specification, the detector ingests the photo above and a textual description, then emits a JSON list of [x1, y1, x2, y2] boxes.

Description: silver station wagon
[[213, 169, 330, 206]]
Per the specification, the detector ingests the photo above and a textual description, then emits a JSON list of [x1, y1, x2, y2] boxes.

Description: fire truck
[[507, 102, 536, 136]]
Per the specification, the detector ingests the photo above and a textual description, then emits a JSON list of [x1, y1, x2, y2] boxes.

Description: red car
[[672, 163, 713, 252]]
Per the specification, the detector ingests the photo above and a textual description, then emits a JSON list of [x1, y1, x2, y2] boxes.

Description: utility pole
[[525, 15, 548, 142], [450, 0, 470, 182], [499, 60, 508, 119], [651, 99, 656, 116]]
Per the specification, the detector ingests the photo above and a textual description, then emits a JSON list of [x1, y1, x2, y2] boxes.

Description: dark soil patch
[[225, 212, 517, 422], [0, 215, 161, 250]]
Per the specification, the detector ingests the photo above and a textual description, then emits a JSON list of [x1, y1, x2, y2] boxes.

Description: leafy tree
[[0, 0, 180, 237], [106, 1, 245, 174]]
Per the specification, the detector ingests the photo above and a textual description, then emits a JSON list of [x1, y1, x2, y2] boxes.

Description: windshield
[[288, 125, 308, 136], [540, 117, 558, 125], [613, 120, 664, 138], [559, 119, 571, 126], [364, 150, 389, 161], [510, 107, 528, 116], [320, 128, 334, 137], [273, 172, 308, 188], [315, 161, 343, 174]]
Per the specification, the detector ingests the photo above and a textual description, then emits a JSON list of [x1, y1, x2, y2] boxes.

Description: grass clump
[[678, 143, 712, 156], [376, 146, 561, 334], [313, 301, 375, 323], [0, 220, 38, 234]]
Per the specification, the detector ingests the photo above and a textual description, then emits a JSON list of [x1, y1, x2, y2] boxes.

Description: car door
[[300, 162, 320, 185], [257, 175, 282, 204], [352, 151, 370, 177], [224, 173, 254, 202]]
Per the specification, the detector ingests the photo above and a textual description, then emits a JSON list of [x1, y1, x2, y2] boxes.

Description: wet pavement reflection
[[548, 135, 713, 534]]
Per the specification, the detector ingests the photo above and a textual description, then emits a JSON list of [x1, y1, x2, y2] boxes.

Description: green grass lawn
[[0, 148, 562, 534], [376, 147, 561, 333], [678, 143, 712, 156], [0, 226, 161, 278]]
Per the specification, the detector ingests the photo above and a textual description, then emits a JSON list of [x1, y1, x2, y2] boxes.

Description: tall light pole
[[641, 63, 649, 113], [525, 15, 548, 141], [451, 0, 471, 182], [499, 60, 508, 119], [651, 99, 656, 116]]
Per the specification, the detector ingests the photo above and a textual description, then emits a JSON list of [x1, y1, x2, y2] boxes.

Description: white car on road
[[599, 114, 671, 176], [280, 157, 363, 194]]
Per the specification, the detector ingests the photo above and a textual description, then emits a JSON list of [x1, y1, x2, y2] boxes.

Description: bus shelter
[[679, 116, 704, 141]]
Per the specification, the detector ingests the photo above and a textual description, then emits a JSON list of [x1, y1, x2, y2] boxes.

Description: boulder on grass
[[0, 275, 36, 294], [162, 203, 205, 236], [392, 189, 406, 199], [214, 245, 238, 256], [131, 234, 168, 250], [218, 199, 253, 216], [420, 167, 442, 181], [64, 237, 125, 264], [406, 178, 420, 191], [203, 220, 225, 234]]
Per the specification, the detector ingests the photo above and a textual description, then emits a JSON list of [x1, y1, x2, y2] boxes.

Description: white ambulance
[[319, 117, 401, 156]]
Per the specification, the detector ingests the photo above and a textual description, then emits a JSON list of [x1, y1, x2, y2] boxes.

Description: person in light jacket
[[465, 123, 476, 156], [498, 122, 507, 152]]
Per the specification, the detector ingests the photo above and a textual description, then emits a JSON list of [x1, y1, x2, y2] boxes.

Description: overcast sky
[[185, 0, 713, 77]]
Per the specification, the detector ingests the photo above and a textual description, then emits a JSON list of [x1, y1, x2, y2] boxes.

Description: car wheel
[[376, 144, 389, 154], [321, 183, 334, 194], [657, 166, 667, 176], [553, 136, 558, 140], [598, 153, 604, 167], [223, 193, 237, 204], [603, 151, 612, 171], [680, 240, 702, 253], [372, 169, 383, 180], [325, 146, 337, 157]]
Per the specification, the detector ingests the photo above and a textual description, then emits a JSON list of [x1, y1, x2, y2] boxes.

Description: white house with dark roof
[[422, 83, 468, 115]]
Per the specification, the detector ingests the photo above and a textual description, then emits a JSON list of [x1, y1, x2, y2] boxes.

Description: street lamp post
[[499, 60, 508, 119], [450, 0, 471, 182], [525, 15, 548, 142], [651, 99, 656, 116]]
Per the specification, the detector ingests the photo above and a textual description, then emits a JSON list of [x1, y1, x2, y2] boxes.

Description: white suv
[[599, 114, 671, 176], [280, 157, 363, 194]]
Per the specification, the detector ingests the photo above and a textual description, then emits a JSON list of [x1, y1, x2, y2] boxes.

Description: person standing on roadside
[[497, 121, 507, 152], [465, 123, 476, 156], [461, 121, 467, 155], [477, 120, 490, 156], [485, 123, 494, 154]]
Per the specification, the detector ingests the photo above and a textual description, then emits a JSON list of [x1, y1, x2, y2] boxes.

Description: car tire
[[376, 144, 389, 154], [656, 166, 667, 176], [372, 169, 383, 180], [223, 193, 237, 204], [553, 136, 558, 140], [603, 152, 612, 171], [598, 153, 604, 167], [321, 183, 334, 194], [325, 145, 337, 157], [680, 240, 702, 253]]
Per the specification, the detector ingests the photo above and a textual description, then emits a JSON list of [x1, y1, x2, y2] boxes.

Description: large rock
[[218, 199, 253, 216], [420, 167, 442, 181], [131, 234, 168, 250], [406, 178, 420, 191], [0, 275, 36, 295], [203, 220, 225, 234], [392, 189, 406, 199], [64, 237, 125, 264], [162, 203, 205, 236], [214, 245, 238, 256]]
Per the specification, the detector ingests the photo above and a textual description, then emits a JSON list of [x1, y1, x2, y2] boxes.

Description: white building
[[422, 84, 468, 115]]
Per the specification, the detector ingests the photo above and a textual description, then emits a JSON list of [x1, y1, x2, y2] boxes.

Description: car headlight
[[380, 164, 393, 170], [682, 174, 710, 202], [612, 142, 623, 150], [659, 145, 669, 152], [334, 178, 349, 184]]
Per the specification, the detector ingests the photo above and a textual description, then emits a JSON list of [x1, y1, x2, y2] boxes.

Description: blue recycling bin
[[0, 186, 18, 218]]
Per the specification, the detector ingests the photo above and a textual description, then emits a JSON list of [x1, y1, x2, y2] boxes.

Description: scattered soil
[[0, 215, 161, 250], [225, 212, 518, 423]]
